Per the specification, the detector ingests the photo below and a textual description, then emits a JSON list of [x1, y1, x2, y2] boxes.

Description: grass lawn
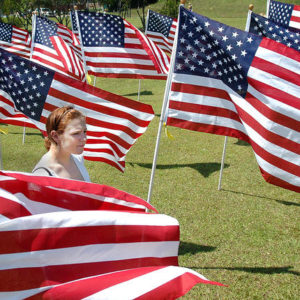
[[1, 0, 300, 298]]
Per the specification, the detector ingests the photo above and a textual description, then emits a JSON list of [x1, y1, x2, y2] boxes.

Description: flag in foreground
[[0, 171, 224, 298], [268, 0, 300, 29], [166, 6, 300, 192], [32, 15, 85, 81], [145, 9, 177, 54], [248, 10, 300, 51], [0, 48, 155, 171], [0, 21, 31, 59], [76, 11, 170, 79]]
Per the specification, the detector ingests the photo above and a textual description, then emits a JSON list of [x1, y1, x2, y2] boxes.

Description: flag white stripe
[[0, 210, 178, 231], [168, 109, 247, 133], [0, 241, 179, 270]]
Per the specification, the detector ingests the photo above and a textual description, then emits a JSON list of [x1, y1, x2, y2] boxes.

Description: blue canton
[[148, 10, 173, 38], [77, 11, 124, 47], [35, 16, 58, 48], [175, 6, 262, 98], [249, 12, 300, 51], [0, 48, 54, 120], [0, 22, 12, 42], [269, 0, 293, 27]]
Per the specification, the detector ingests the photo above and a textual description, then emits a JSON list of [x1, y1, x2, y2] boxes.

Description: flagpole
[[266, 0, 270, 17], [147, 3, 182, 204], [218, 136, 228, 190], [217, 4, 254, 191]]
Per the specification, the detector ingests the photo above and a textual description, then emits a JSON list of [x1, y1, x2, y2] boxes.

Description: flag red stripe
[[1, 180, 145, 214], [171, 82, 232, 100], [259, 167, 300, 193], [168, 100, 241, 122], [290, 15, 300, 23], [245, 91, 300, 132], [248, 78, 299, 109], [84, 156, 125, 171], [260, 37, 300, 62], [167, 117, 249, 141], [1, 225, 179, 254], [251, 56, 300, 87], [250, 139, 300, 176], [0, 196, 31, 219], [0, 257, 178, 291], [236, 98, 300, 155]]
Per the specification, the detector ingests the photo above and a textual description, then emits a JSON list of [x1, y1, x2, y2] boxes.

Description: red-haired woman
[[33, 106, 90, 182]]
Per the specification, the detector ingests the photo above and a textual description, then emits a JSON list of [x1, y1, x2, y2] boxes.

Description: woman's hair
[[45, 106, 85, 150]]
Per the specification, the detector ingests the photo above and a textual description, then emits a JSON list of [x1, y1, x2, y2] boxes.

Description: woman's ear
[[50, 130, 60, 144]]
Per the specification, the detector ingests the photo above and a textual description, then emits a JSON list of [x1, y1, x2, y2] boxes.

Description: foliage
[[159, 0, 179, 18]]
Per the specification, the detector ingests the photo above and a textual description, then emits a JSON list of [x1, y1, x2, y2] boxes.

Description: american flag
[[268, 0, 300, 30], [0, 21, 31, 59], [145, 9, 177, 54], [76, 11, 170, 79], [0, 171, 224, 298], [0, 48, 155, 171], [248, 11, 300, 51], [32, 15, 85, 81], [166, 6, 300, 192]]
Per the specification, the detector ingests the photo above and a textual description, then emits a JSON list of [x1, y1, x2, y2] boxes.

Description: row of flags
[[0, 1, 299, 188]]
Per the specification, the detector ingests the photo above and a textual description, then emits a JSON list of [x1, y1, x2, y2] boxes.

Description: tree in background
[[160, 0, 180, 18]]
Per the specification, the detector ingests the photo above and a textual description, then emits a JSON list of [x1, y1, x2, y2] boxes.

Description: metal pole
[[218, 136, 228, 190]]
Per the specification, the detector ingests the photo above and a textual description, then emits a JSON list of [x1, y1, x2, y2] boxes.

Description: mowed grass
[[1, 1, 300, 299]]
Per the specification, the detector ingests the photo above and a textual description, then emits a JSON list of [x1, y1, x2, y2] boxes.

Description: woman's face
[[56, 117, 87, 155]]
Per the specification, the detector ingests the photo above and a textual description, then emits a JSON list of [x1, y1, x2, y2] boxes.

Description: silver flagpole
[[147, 5, 181, 204], [218, 136, 228, 190], [266, 0, 270, 17], [218, 4, 253, 190]]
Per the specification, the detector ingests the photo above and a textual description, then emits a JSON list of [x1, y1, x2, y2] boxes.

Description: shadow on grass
[[234, 139, 250, 146], [123, 90, 153, 97], [179, 241, 216, 255], [199, 265, 300, 276], [8, 132, 43, 137], [222, 189, 300, 207], [129, 162, 229, 178]]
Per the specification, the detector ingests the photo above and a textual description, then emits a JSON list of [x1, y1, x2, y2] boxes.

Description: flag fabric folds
[[0, 171, 224, 298], [32, 15, 85, 81], [248, 10, 300, 51], [145, 9, 177, 54], [0, 21, 31, 59], [75, 11, 170, 79], [166, 6, 300, 192], [0, 48, 155, 171], [268, 0, 300, 29]]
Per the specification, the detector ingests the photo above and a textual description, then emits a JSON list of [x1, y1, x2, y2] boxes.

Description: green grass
[[1, 1, 300, 298]]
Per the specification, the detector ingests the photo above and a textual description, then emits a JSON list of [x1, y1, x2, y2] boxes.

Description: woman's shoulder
[[32, 152, 57, 176]]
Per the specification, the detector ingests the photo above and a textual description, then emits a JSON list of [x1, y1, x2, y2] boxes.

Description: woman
[[33, 106, 90, 182]]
